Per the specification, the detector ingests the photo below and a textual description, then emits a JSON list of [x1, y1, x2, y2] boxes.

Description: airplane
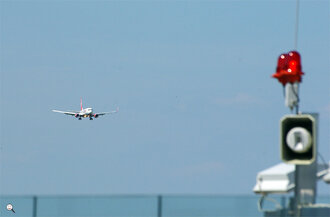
[[52, 99, 118, 120]]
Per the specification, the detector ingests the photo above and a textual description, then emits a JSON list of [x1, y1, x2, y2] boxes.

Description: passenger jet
[[52, 99, 118, 120]]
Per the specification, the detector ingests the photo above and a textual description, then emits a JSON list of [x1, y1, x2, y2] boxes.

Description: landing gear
[[78, 117, 82, 120], [89, 118, 93, 120]]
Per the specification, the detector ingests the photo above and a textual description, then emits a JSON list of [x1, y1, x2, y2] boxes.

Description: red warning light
[[272, 51, 304, 85]]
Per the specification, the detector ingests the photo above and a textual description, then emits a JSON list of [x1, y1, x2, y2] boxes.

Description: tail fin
[[80, 98, 83, 110]]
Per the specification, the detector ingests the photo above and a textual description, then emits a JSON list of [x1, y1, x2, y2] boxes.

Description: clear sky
[[0, 0, 329, 195]]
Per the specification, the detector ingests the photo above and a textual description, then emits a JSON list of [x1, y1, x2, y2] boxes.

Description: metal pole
[[280, 196, 286, 217], [32, 196, 37, 217], [157, 195, 162, 217], [294, 0, 300, 50], [294, 113, 318, 216]]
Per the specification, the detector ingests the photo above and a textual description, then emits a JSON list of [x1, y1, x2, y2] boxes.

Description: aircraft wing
[[94, 107, 119, 116], [52, 110, 78, 116]]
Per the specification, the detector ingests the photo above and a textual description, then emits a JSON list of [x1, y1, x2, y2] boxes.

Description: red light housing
[[276, 54, 288, 73], [288, 51, 302, 73], [272, 51, 304, 85]]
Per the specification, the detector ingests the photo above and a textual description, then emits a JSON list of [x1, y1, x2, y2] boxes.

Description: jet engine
[[94, 114, 99, 118]]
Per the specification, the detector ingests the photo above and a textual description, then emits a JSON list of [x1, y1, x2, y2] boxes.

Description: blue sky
[[0, 1, 329, 195]]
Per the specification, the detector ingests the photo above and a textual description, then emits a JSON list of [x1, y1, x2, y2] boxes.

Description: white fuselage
[[79, 108, 93, 117]]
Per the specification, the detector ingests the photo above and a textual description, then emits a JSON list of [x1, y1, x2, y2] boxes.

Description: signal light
[[288, 51, 302, 73], [276, 54, 287, 73], [272, 51, 304, 85]]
